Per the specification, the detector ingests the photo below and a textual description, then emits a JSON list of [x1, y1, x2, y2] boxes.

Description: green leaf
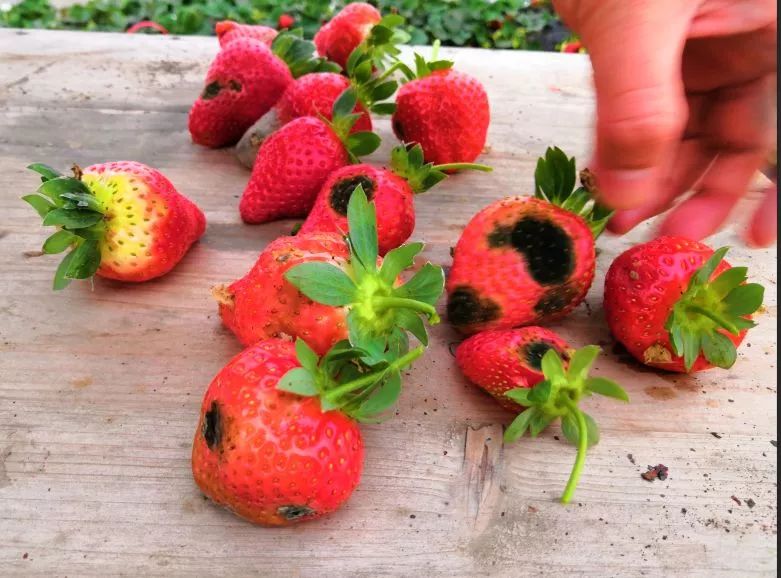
[[567, 345, 600, 381], [711, 267, 748, 298], [394, 309, 428, 346], [694, 247, 729, 284], [681, 326, 702, 372], [505, 387, 531, 406], [371, 102, 396, 115], [529, 411, 554, 437], [385, 328, 410, 361], [380, 14, 404, 28], [527, 380, 552, 405], [333, 87, 357, 118], [346, 185, 378, 275], [582, 412, 600, 446], [395, 263, 445, 306], [504, 407, 537, 443], [701, 332, 738, 369], [295, 339, 320, 374], [42, 208, 103, 229], [732, 317, 757, 331], [723, 284, 764, 316], [60, 191, 103, 213], [370, 80, 397, 102], [586, 377, 629, 401], [53, 246, 79, 291], [346, 131, 381, 158], [42, 229, 78, 254], [284, 262, 357, 306], [540, 349, 566, 382], [38, 176, 91, 204], [357, 371, 401, 418], [380, 242, 424, 283], [277, 367, 318, 396], [64, 239, 100, 280], [561, 412, 579, 446], [347, 309, 386, 364], [22, 194, 54, 218], [669, 322, 685, 356], [534, 147, 576, 204], [28, 163, 62, 181]]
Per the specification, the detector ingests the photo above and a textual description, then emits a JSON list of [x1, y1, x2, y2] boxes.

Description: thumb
[[564, 1, 695, 209]]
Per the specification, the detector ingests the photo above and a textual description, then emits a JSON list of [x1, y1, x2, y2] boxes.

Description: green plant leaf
[[534, 146, 576, 204], [681, 326, 702, 372], [346, 131, 381, 157], [585, 377, 629, 401], [28, 163, 62, 181], [504, 407, 537, 443], [527, 379, 552, 404], [346, 184, 378, 276], [42, 208, 103, 229], [53, 246, 79, 291], [711, 267, 748, 298], [701, 331, 738, 369], [561, 412, 579, 446], [60, 191, 103, 213], [346, 308, 386, 364], [529, 411, 554, 437], [42, 229, 78, 254], [64, 239, 100, 280], [582, 412, 600, 446], [277, 367, 318, 396], [371, 102, 396, 115], [38, 176, 91, 203], [295, 339, 320, 374], [22, 194, 54, 218], [370, 80, 398, 102], [505, 387, 531, 406], [380, 242, 424, 283], [567, 345, 600, 381], [723, 284, 764, 316], [540, 348, 566, 382], [395, 263, 445, 306], [394, 308, 428, 346], [694, 247, 729, 284], [284, 262, 357, 306], [333, 87, 358, 118], [357, 371, 401, 418]]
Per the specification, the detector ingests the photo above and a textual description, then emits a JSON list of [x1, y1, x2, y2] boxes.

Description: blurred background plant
[[1, 0, 578, 51]]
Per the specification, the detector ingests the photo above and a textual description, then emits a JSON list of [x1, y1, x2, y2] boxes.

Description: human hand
[[552, 0, 777, 246]]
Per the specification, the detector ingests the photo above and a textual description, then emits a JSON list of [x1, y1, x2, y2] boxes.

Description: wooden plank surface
[[0, 29, 777, 577]]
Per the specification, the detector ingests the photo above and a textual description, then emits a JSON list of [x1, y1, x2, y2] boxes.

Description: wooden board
[[0, 29, 777, 577]]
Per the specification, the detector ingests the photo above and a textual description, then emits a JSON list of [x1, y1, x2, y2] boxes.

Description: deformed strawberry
[[456, 327, 573, 411], [299, 143, 491, 254], [215, 20, 277, 47], [447, 147, 612, 334], [21, 161, 205, 289], [604, 237, 764, 372]]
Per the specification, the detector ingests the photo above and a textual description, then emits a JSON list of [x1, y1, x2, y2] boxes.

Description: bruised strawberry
[[218, 187, 443, 357], [22, 162, 205, 289], [456, 327, 572, 411], [189, 32, 338, 148], [314, 2, 380, 69], [192, 337, 425, 526], [239, 88, 380, 224], [604, 237, 764, 373], [299, 143, 491, 254], [393, 54, 490, 165], [447, 148, 612, 334], [215, 20, 277, 47]]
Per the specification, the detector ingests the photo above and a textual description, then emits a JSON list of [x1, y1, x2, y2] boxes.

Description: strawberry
[[21, 162, 205, 289], [392, 53, 490, 165], [299, 143, 491, 255], [500, 346, 629, 503], [278, 13, 295, 30], [239, 88, 380, 224], [216, 187, 444, 358], [456, 327, 573, 411], [314, 3, 381, 69], [192, 337, 425, 526], [189, 32, 338, 148], [215, 20, 277, 47], [604, 237, 764, 373], [447, 147, 612, 334]]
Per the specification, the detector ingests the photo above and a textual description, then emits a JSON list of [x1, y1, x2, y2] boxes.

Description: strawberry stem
[[373, 296, 439, 321], [432, 162, 492, 172], [685, 304, 739, 334], [560, 398, 588, 504]]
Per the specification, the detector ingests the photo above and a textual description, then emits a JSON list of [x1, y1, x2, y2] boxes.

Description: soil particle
[[641, 464, 669, 482]]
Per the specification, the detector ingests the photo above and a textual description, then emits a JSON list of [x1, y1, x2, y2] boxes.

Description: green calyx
[[665, 247, 764, 372], [396, 40, 454, 83], [22, 163, 105, 290], [326, 88, 382, 163], [284, 185, 444, 364], [503, 346, 629, 504], [271, 29, 341, 78], [390, 143, 492, 194], [278, 338, 424, 422], [534, 146, 613, 238]]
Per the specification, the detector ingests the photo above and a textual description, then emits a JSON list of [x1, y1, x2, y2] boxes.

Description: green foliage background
[[1, 0, 572, 50]]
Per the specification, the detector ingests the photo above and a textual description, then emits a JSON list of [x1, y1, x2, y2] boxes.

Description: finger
[[580, 1, 696, 210], [659, 150, 766, 239], [746, 184, 777, 247], [703, 77, 776, 153]]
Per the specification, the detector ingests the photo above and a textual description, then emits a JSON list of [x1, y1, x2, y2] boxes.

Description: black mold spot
[[202, 401, 222, 450], [201, 80, 241, 100], [534, 284, 578, 315], [330, 175, 376, 215], [488, 217, 574, 285], [447, 286, 500, 327], [523, 341, 556, 370], [278, 505, 316, 520]]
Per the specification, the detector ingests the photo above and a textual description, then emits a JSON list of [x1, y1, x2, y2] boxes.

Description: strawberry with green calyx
[[605, 237, 764, 373], [239, 88, 381, 223], [299, 143, 492, 254], [447, 147, 609, 335], [285, 186, 444, 360], [22, 161, 205, 290], [392, 47, 490, 166], [503, 346, 629, 504]]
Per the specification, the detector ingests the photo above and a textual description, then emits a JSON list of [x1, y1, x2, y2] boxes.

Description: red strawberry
[[604, 237, 764, 373], [189, 32, 338, 148], [314, 2, 381, 69], [217, 188, 444, 357], [393, 56, 490, 165], [215, 20, 277, 47], [192, 337, 425, 526], [22, 162, 205, 289], [239, 88, 380, 224], [456, 327, 572, 411], [278, 13, 295, 29], [447, 148, 612, 334], [299, 144, 491, 254]]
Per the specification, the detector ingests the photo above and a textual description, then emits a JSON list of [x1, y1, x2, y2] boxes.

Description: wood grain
[[0, 29, 777, 577]]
